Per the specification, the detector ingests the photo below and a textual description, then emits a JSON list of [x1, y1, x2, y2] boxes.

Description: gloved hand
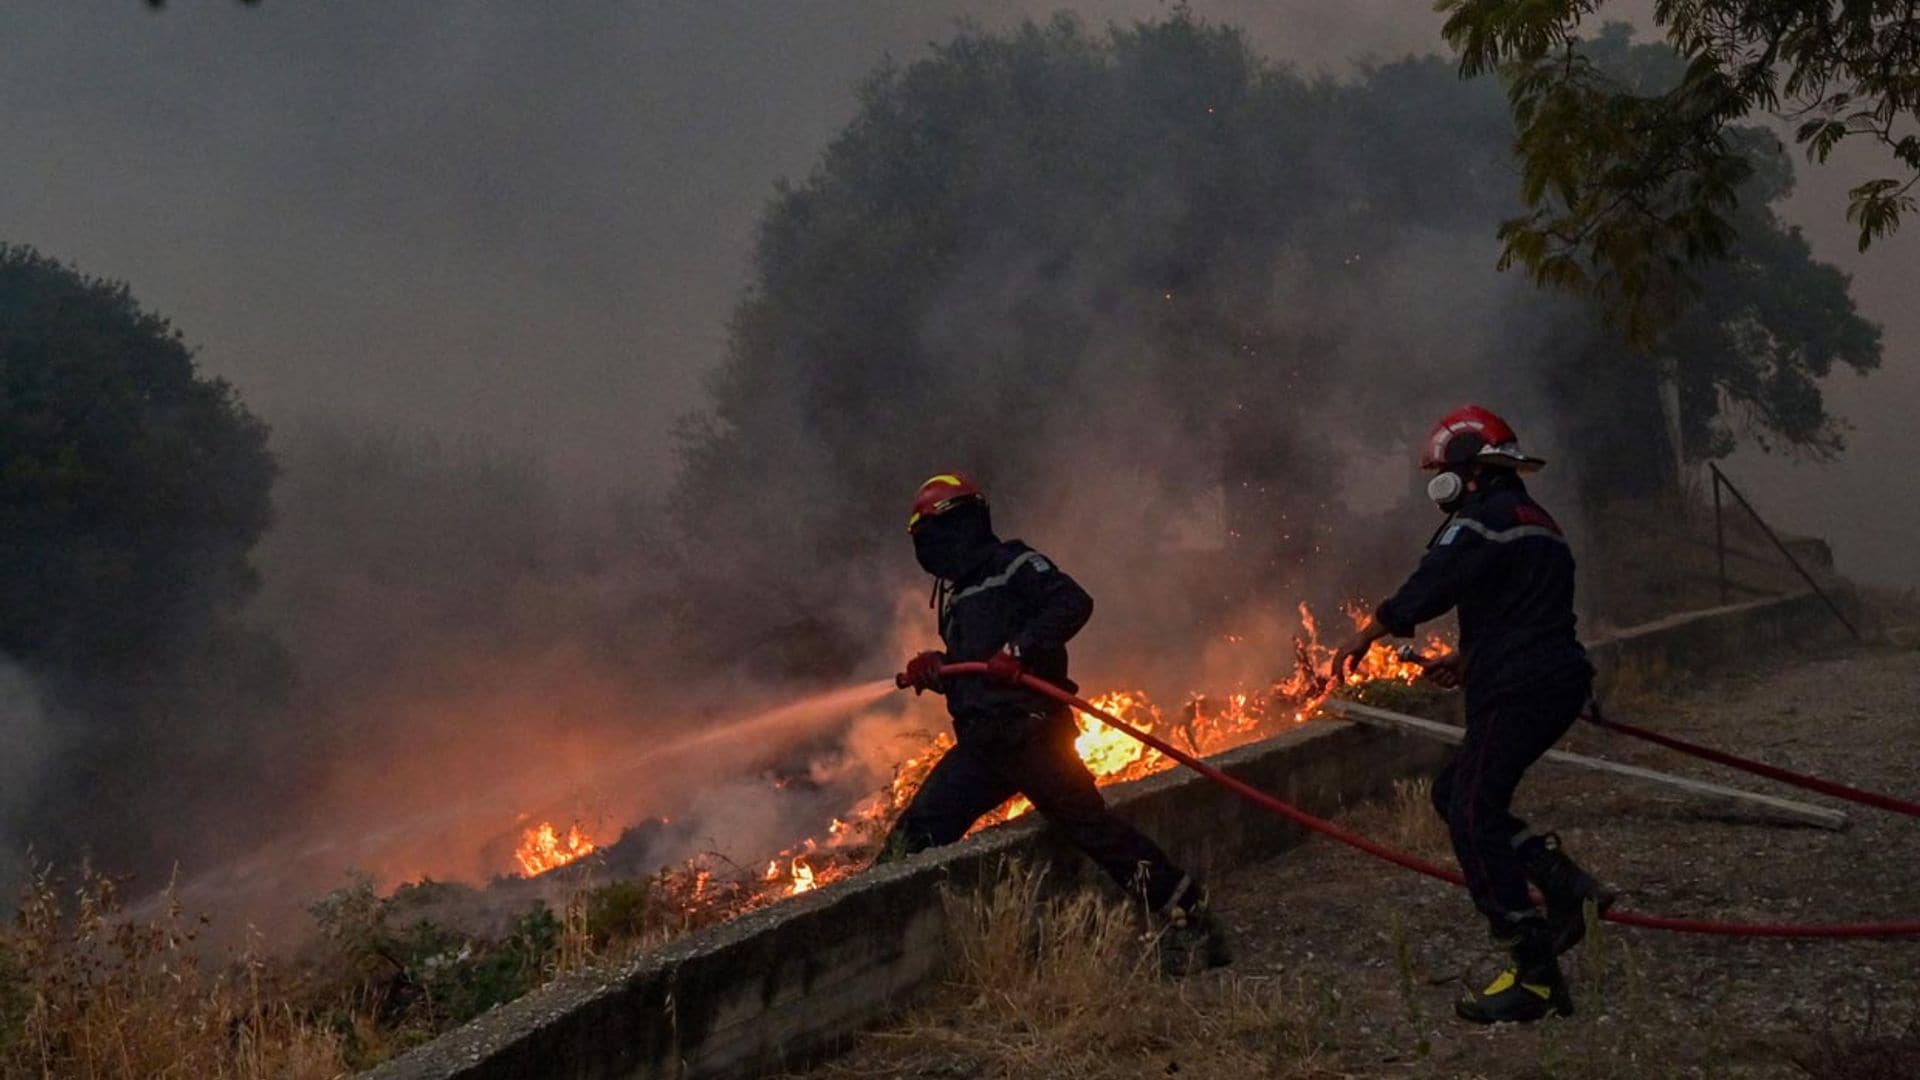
[[902, 651, 947, 695], [1329, 618, 1389, 683], [984, 648, 1024, 685], [1419, 652, 1465, 690]]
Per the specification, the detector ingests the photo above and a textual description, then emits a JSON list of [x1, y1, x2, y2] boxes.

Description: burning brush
[[514, 820, 598, 877], [497, 602, 1449, 933]]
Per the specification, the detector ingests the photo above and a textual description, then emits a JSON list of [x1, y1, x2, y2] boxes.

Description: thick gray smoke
[[0, 5, 1899, 934], [662, 23, 1652, 714], [663, 19, 1875, 713], [174, 420, 944, 910]]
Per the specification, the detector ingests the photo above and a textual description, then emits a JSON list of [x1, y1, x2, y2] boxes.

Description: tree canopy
[[1, 245, 275, 671], [1439, 1, 1920, 338], [1, 244, 280, 873], [667, 15, 1879, 664]]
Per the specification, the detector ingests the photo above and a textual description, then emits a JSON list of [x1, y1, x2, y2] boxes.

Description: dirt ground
[[816, 640, 1920, 1079]]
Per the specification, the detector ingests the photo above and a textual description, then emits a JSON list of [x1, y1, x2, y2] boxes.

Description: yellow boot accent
[[1481, 969, 1556, 999], [1460, 966, 1570, 1023]]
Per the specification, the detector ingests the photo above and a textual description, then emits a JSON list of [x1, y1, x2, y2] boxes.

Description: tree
[[1439, 1, 1920, 339], [0, 245, 275, 671], [1518, 27, 1883, 499], [1, 244, 279, 874], [666, 15, 1877, 665]]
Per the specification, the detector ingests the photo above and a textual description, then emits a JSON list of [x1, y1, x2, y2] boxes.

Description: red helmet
[[1420, 405, 1545, 471], [907, 472, 986, 532]]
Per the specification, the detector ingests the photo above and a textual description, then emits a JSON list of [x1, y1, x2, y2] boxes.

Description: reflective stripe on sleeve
[[948, 550, 1045, 605]]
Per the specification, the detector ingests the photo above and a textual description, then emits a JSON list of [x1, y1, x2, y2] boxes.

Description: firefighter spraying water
[[886, 472, 1230, 975]]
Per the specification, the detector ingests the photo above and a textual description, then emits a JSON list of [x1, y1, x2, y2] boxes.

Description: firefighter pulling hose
[[1328, 404, 1611, 1023]]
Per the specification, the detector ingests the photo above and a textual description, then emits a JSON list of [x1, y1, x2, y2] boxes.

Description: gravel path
[[1210, 643, 1920, 1078]]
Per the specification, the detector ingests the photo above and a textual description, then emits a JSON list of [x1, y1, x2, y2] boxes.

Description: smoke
[[20, 22, 1596, 923], [0, 4, 1898, 941], [189, 422, 897, 879], [0, 661, 52, 894], [664, 25, 1615, 718]]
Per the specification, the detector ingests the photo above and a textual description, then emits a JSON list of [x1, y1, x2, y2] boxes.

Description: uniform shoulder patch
[[1028, 554, 1054, 572], [1512, 503, 1563, 533], [1438, 524, 1463, 547]]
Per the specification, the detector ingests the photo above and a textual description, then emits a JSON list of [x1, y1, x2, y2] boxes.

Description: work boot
[[1156, 895, 1232, 977], [1456, 915, 1574, 1024], [1522, 832, 1616, 955]]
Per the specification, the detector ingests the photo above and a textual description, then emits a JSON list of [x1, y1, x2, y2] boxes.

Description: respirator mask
[[1426, 469, 1467, 511]]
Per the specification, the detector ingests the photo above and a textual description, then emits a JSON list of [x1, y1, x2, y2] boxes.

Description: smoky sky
[[0, 0, 1912, 585]]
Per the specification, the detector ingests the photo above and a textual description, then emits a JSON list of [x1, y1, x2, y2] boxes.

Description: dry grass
[[813, 860, 1333, 1080], [0, 864, 346, 1080], [0, 851, 754, 1077], [1346, 778, 1451, 865]]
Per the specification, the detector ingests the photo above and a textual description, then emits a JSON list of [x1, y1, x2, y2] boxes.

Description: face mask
[[911, 505, 993, 579], [1427, 470, 1465, 511]]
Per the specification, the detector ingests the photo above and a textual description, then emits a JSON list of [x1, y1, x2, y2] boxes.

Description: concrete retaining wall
[[368, 719, 1446, 1080], [1587, 590, 1858, 697], [371, 590, 1856, 1080]]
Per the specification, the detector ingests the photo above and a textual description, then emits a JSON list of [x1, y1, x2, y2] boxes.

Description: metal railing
[[1709, 462, 1861, 640]]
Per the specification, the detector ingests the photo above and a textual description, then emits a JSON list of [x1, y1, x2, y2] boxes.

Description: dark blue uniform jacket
[[1374, 476, 1590, 707], [938, 540, 1091, 746]]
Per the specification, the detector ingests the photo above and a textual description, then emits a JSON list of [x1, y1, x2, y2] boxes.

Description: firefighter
[[889, 472, 1228, 974], [1330, 405, 1613, 1024]]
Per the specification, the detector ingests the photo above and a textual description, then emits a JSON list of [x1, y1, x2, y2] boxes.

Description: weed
[[0, 863, 344, 1079], [1347, 777, 1450, 864]]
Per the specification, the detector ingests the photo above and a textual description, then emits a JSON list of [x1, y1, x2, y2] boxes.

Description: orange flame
[[499, 601, 1451, 911], [514, 821, 597, 877]]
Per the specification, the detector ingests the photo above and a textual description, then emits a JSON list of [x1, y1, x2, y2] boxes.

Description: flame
[[514, 821, 597, 877], [1275, 601, 1453, 715], [495, 601, 1451, 922], [1075, 690, 1159, 777], [978, 606, 1447, 827]]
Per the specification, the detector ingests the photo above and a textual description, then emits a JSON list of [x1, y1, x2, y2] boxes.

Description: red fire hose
[[908, 662, 1920, 939], [1583, 704, 1920, 819]]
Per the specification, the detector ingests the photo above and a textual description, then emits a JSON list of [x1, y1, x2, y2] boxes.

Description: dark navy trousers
[[1432, 668, 1592, 926], [888, 715, 1196, 912]]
